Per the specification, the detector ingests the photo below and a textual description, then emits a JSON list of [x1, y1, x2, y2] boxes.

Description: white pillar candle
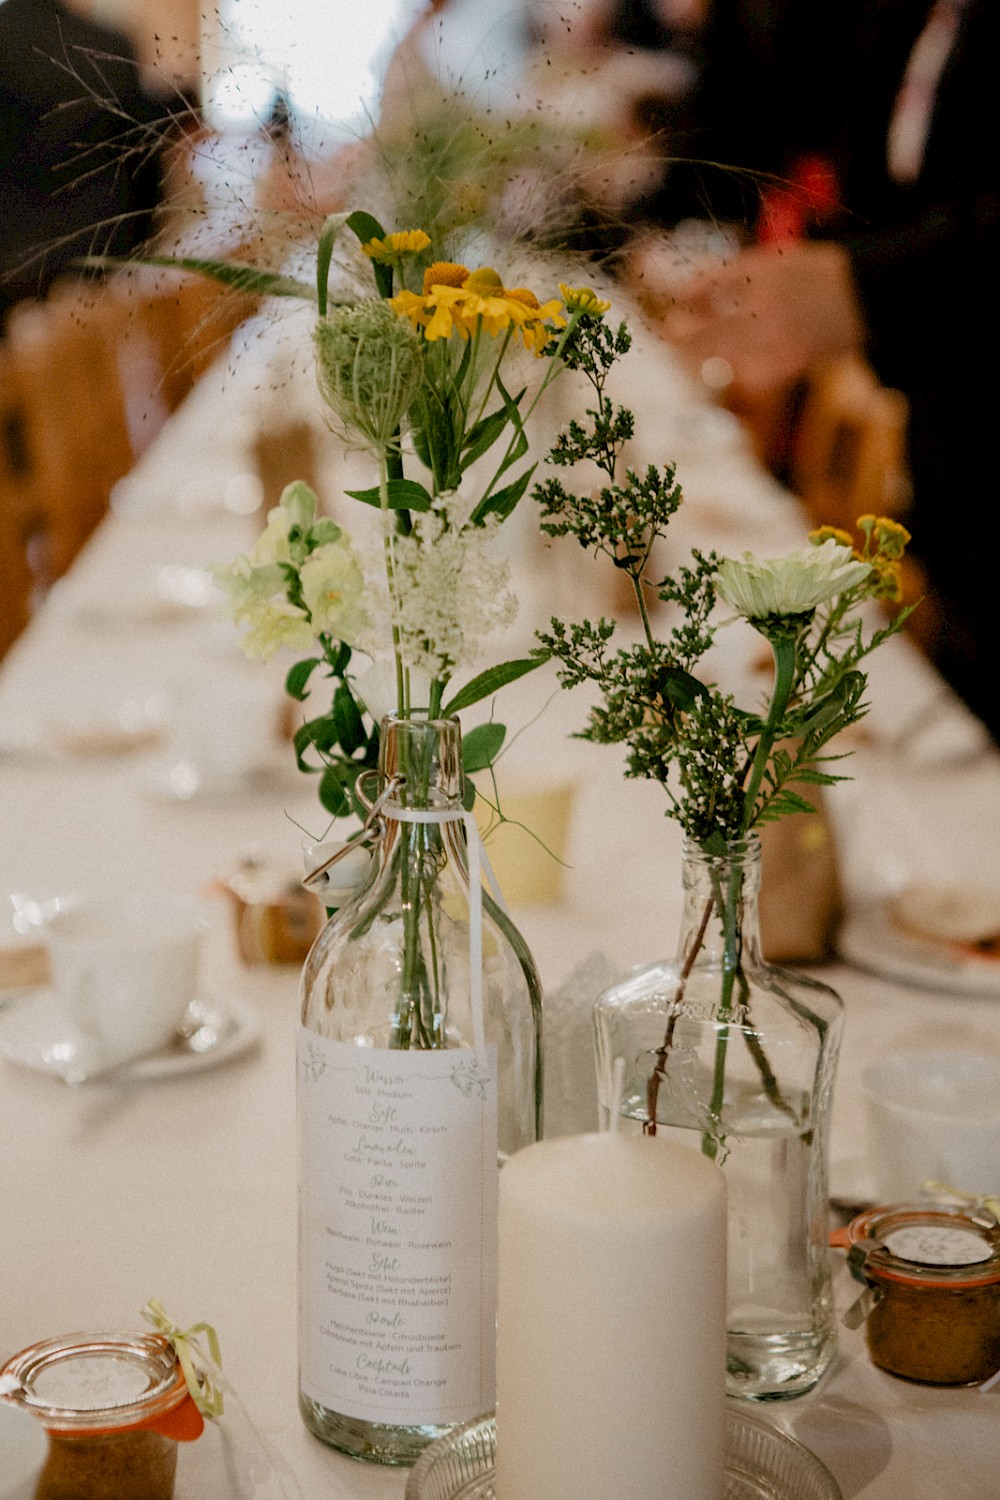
[[496, 1132, 727, 1500]]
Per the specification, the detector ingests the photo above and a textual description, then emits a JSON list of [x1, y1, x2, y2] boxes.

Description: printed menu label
[[297, 1027, 498, 1426]]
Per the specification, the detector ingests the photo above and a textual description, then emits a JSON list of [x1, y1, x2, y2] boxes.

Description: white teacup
[[861, 1050, 1000, 1203], [46, 896, 203, 1078]]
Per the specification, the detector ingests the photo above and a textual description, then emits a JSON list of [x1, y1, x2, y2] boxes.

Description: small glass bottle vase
[[594, 836, 843, 1401], [297, 713, 542, 1464]]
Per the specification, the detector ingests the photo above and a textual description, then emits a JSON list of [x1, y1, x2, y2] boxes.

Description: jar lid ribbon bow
[[141, 1299, 224, 1419], [922, 1182, 1000, 1221]]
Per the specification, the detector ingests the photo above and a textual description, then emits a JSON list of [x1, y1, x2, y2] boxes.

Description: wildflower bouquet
[[208, 211, 594, 826], [534, 300, 912, 1129], [184, 214, 592, 1463], [534, 305, 911, 850]]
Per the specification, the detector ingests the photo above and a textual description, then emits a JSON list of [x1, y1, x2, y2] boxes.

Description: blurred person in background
[[656, 0, 1000, 746], [0, 0, 177, 330], [556, 0, 836, 243]]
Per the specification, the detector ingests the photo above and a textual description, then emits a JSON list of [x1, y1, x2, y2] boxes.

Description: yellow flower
[[560, 284, 611, 315], [391, 266, 565, 352], [868, 557, 905, 602], [808, 525, 854, 551], [423, 261, 469, 291], [391, 285, 464, 340], [871, 517, 911, 559], [361, 229, 431, 264]]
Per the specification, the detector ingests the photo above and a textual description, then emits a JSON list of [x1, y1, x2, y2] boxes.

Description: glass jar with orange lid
[[0, 1330, 204, 1500], [833, 1202, 1000, 1384]]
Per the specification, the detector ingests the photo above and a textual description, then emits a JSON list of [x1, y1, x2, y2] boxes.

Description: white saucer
[[0, 990, 260, 1084], [53, 565, 215, 629], [141, 758, 293, 803], [0, 700, 164, 763], [837, 902, 1000, 999]]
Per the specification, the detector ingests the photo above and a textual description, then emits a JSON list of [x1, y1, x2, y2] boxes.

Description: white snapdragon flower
[[299, 539, 370, 646], [213, 554, 311, 662], [280, 479, 317, 531], [212, 554, 286, 617], [250, 482, 321, 567], [249, 506, 294, 566], [238, 597, 315, 661], [715, 539, 870, 620]]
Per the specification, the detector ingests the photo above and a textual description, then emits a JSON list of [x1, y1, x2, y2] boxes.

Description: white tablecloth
[[2, 297, 999, 1499]]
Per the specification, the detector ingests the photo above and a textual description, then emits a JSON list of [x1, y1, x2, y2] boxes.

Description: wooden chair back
[[0, 348, 39, 657], [122, 267, 259, 414], [3, 281, 139, 583], [789, 354, 938, 647], [790, 354, 912, 530]]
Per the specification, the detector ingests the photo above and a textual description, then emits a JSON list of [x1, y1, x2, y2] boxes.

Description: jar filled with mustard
[[0, 1330, 204, 1500], [834, 1202, 1000, 1384]]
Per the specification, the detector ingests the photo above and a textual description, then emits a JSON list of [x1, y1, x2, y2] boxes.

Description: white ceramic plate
[[0, 700, 164, 762], [53, 565, 215, 629], [836, 901, 1000, 998], [0, 991, 260, 1083]]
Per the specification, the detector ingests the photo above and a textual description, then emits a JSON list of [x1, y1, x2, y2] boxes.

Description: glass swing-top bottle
[[297, 712, 542, 1464]]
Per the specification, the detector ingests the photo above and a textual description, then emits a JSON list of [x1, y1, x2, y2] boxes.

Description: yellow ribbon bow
[[921, 1181, 1000, 1221], [142, 1298, 225, 1419]]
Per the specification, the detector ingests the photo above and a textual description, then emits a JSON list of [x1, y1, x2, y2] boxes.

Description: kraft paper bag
[[758, 792, 843, 963]]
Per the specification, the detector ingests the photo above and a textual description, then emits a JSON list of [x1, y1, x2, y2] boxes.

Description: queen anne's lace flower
[[390, 496, 517, 679], [314, 299, 424, 450]]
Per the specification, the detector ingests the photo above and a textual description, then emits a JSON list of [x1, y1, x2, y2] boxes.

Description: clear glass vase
[[297, 713, 542, 1463], [593, 835, 843, 1401]]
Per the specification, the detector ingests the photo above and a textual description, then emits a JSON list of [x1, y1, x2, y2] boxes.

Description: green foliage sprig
[[533, 310, 914, 850]]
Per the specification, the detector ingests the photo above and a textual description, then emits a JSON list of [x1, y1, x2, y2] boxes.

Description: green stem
[[741, 632, 798, 832], [702, 634, 798, 1158], [644, 889, 715, 1136], [377, 451, 407, 716], [631, 567, 656, 651], [394, 731, 440, 1049], [471, 321, 574, 515], [702, 864, 743, 1160]]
